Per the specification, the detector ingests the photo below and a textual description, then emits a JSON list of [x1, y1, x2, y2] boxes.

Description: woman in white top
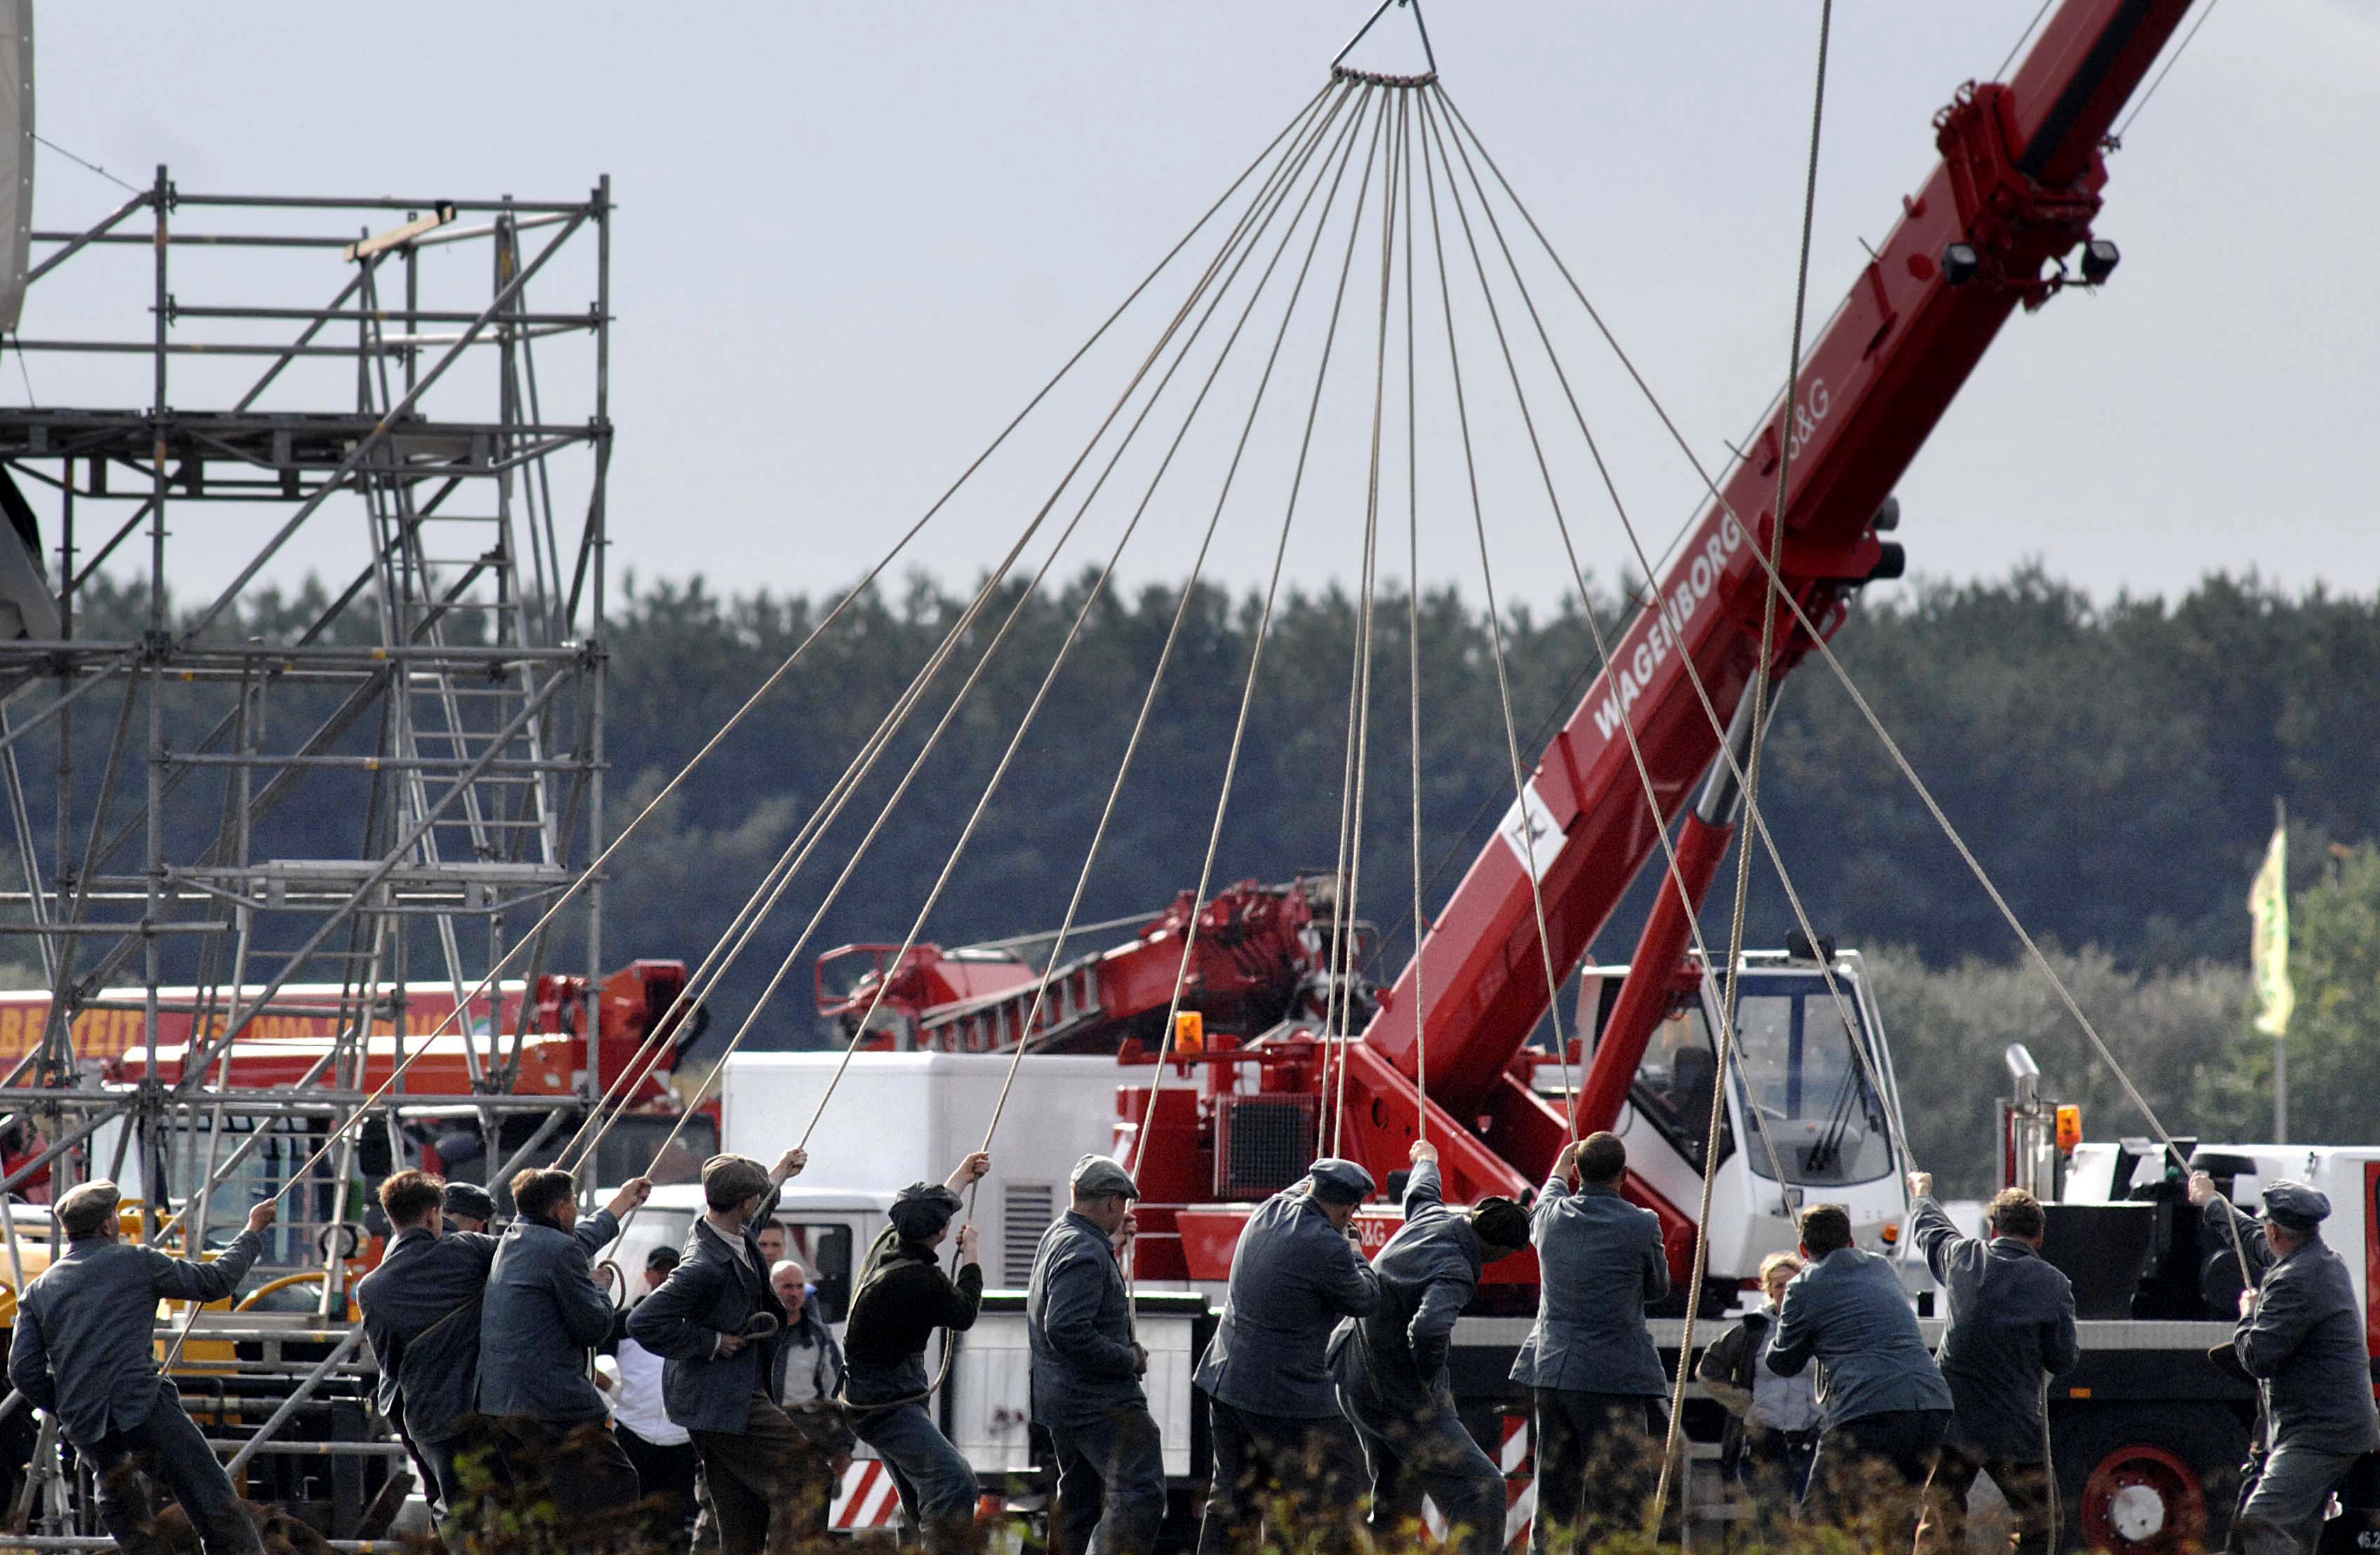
[[600, 1246, 700, 1539], [1698, 1252, 1823, 1510]]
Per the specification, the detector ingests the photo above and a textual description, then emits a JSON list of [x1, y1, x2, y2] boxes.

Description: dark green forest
[[24, 566, 2380, 1192]]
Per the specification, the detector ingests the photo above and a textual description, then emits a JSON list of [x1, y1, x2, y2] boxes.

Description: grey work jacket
[[358, 1217, 621, 1444], [10, 1229, 263, 1447], [1027, 1210, 1142, 1425], [626, 1196, 788, 1436], [1767, 1244, 1952, 1428], [1192, 1186, 1381, 1420], [1910, 1199, 2080, 1460], [1509, 1176, 1669, 1396], [2207, 1199, 2380, 1451], [1331, 1160, 1480, 1421], [475, 1208, 620, 1422]]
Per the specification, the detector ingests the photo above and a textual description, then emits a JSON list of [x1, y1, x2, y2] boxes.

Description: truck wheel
[[2053, 1404, 2245, 1555]]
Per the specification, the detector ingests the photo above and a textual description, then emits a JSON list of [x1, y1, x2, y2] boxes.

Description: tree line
[[19, 566, 2379, 1192]]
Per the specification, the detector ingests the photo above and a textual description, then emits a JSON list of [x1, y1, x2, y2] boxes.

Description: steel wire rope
[[1117, 88, 1413, 1202], [550, 84, 1357, 1177], [976, 88, 1399, 1177], [1436, 74, 2252, 1522], [1428, 92, 2226, 1267], [1408, 91, 1798, 1203], [1429, 85, 1910, 1171], [1411, 86, 1579, 1131], [1321, 87, 1407, 1158], [613, 81, 1377, 1392], [1653, 0, 1834, 1522], [2113, 0, 2223, 141], [147, 86, 1332, 1130], [147, 86, 1343, 1369], [1399, 88, 1430, 1144], [603, 85, 1387, 1224]]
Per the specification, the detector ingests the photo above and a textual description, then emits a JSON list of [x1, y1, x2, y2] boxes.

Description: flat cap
[[441, 1182, 495, 1222], [1071, 1154, 1139, 1200], [57, 1180, 122, 1237], [888, 1182, 965, 1243], [1306, 1157, 1375, 1206], [646, 1244, 682, 1273], [2261, 1180, 2330, 1230], [702, 1153, 773, 1211]]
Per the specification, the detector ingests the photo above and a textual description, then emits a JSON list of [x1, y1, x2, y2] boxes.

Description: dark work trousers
[[1048, 1401, 1167, 1555], [1805, 1408, 1950, 1547], [855, 1400, 977, 1552], [688, 1392, 836, 1555], [1918, 1443, 2056, 1555], [411, 1418, 509, 1538], [493, 1415, 643, 1517], [86, 1403, 265, 1555], [2238, 1440, 2365, 1555], [1731, 1424, 1819, 1526], [1196, 1396, 1367, 1555], [617, 1422, 702, 1547], [1339, 1387, 1505, 1555], [1530, 1389, 1669, 1555]]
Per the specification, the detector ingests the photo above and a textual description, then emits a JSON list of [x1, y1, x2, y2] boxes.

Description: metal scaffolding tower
[[0, 170, 613, 1276]]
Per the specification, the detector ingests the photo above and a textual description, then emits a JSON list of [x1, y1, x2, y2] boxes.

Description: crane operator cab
[[1566, 946, 1913, 1295]]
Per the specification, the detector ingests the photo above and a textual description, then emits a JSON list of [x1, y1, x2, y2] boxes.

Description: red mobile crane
[[821, 10, 2292, 1542], [1121, 0, 2201, 1283], [828, 0, 2196, 1283]]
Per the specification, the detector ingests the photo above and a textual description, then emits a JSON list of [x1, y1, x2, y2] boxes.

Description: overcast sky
[[20, 1, 2379, 618]]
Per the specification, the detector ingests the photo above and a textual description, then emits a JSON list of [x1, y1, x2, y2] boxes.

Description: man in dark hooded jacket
[[844, 1151, 989, 1551], [1330, 1140, 1530, 1555]]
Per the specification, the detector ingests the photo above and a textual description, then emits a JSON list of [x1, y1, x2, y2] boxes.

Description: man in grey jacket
[[359, 1167, 644, 1534], [1508, 1132, 1671, 1551], [479, 1166, 650, 1514], [1029, 1154, 1161, 1555], [1194, 1156, 1382, 1555], [1908, 1177, 2079, 1555], [2189, 1173, 2380, 1555], [1766, 1201, 1953, 1542], [629, 1148, 815, 1555], [8, 1180, 276, 1555], [1331, 1140, 1530, 1555]]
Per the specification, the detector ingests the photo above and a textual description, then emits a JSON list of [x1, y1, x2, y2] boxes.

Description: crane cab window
[[1629, 1006, 1734, 1174], [1728, 979, 1894, 1187]]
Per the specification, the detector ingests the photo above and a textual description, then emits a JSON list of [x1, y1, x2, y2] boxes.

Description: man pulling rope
[[843, 1151, 991, 1554]]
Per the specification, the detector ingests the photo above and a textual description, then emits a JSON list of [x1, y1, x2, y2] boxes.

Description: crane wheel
[[2055, 1403, 2244, 1555]]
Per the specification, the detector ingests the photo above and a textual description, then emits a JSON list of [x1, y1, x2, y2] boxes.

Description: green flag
[[2249, 820, 2292, 1039]]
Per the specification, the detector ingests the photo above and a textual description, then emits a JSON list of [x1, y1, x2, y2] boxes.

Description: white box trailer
[[720, 1050, 1139, 1289]]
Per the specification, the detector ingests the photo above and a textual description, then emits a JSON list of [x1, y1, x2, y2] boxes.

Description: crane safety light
[[2055, 1104, 2084, 1154], [1941, 242, 1982, 286], [2080, 239, 2121, 284]]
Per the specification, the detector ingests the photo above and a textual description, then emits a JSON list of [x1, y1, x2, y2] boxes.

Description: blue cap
[[2261, 1181, 2330, 1230], [1306, 1157, 1375, 1206]]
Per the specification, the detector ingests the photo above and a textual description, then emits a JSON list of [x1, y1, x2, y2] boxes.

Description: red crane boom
[[1357, 0, 2195, 1138]]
